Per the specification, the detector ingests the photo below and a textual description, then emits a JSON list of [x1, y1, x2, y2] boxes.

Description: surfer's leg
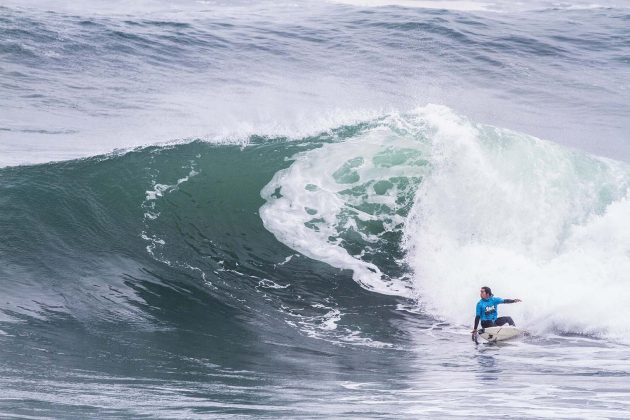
[[480, 320, 495, 328], [495, 316, 514, 326]]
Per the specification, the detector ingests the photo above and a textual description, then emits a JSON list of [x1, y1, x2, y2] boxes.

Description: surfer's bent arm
[[472, 302, 482, 333]]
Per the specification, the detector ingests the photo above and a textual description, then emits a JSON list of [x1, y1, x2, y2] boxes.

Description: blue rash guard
[[476, 296, 505, 322]]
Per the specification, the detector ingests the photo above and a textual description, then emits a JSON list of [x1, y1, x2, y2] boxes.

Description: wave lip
[[260, 112, 433, 297]]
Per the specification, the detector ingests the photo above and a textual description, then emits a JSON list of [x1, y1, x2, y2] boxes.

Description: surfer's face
[[480, 289, 488, 298]]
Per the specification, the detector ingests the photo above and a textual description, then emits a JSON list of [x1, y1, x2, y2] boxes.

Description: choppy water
[[1, 0, 630, 418]]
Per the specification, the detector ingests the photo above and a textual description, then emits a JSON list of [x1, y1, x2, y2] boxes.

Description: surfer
[[471, 286, 521, 336]]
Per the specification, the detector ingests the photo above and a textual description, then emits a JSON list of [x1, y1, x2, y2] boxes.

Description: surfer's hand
[[471, 330, 477, 334], [515, 299, 522, 302]]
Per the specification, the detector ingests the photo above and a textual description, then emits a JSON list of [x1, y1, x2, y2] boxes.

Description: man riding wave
[[472, 286, 521, 337]]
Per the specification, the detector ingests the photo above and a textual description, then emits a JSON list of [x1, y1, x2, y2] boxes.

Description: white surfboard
[[478, 326, 522, 342]]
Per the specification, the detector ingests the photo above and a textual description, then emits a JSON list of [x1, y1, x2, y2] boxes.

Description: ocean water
[[1, 0, 630, 418]]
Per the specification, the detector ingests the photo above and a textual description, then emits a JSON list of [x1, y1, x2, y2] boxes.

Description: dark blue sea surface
[[1, 0, 630, 417]]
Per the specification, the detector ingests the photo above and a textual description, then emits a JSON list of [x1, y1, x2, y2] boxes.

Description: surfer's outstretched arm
[[501, 299, 522, 304]]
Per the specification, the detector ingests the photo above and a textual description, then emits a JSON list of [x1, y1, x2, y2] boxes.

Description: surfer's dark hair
[[481, 286, 492, 296]]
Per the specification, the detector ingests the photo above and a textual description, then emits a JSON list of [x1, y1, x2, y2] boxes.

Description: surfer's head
[[480, 286, 492, 299]]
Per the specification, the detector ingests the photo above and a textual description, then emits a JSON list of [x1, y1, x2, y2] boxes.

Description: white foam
[[282, 303, 395, 348], [258, 279, 291, 289], [144, 169, 199, 202]]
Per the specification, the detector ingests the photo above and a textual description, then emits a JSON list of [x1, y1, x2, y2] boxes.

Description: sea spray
[[261, 105, 630, 342], [402, 106, 630, 341]]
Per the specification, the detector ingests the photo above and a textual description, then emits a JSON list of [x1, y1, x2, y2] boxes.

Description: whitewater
[[1, 0, 630, 418]]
